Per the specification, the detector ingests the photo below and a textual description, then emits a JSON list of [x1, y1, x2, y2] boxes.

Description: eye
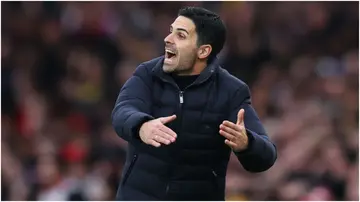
[[178, 33, 186, 39]]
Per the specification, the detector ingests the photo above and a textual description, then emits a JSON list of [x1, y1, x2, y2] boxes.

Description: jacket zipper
[[178, 90, 184, 127], [165, 91, 184, 197], [212, 170, 218, 177], [176, 91, 184, 139], [122, 154, 138, 186], [212, 169, 219, 190], [156, 75, 210, 196], [179, 91, 184, 106], [155, 68, 215, 197]]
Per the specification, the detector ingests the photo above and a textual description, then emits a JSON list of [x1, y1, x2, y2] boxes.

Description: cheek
[[178, 46, 197, 58]]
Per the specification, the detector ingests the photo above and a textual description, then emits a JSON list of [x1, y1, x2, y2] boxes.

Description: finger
[[219, 129, 236, 141], [236, 109, 245, 125], [153, 134, 171, 145], [149, 139, 161, 147], [158, 125, 177, 139], [159, 115, 177, 124], [219, 124, 238, 136], [222, 121, 241, 132], [159, 130, 176, 143], [157, 129, 176, 143], [225, 139, 237, 148]]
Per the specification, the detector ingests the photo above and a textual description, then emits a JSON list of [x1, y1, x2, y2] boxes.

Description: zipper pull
[[212, 170, 217, 177], [179, 91, 184, 104]]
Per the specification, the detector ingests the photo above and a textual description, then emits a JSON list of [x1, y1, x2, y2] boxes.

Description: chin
[[162, 64, 177, 73]]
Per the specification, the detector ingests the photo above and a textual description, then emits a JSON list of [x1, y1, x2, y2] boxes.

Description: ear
[[197, 44, 212, 60]]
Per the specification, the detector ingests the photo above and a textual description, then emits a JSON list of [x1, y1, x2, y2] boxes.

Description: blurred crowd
[[1, 1, 359, 201]]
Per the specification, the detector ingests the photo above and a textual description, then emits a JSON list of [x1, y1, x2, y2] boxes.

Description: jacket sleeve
[[111, 64, 154, 144], [228, 84, 277, 172]]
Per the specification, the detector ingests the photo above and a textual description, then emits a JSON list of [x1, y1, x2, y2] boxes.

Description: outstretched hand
[[139, 115, 177, 147], [219, 109, 249, 152]]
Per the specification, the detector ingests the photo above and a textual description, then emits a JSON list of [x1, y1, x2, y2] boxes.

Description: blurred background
[[1, 1, 359, 201]]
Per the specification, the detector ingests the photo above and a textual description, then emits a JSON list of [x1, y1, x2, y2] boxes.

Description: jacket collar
[[151, 55, 219, 87]]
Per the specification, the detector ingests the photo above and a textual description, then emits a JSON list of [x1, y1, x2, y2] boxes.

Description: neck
[[177, 60, 207, 76]]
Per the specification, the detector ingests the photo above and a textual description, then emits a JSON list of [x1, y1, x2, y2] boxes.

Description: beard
[[163, 51, 197, 74]]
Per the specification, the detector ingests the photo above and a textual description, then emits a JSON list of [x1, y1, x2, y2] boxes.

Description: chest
[[150, 79, 229, 136]]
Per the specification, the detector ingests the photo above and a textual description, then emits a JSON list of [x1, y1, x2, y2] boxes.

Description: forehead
[[171, 16, 196, 33]]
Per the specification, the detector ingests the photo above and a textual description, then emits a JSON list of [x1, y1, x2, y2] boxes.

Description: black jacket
[[112, 56, 277, 200]]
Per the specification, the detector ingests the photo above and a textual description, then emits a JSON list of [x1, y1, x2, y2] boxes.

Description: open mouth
[[165, 50, 177, 59]]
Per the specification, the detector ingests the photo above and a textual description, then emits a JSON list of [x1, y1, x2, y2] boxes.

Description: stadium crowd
[[1, 1, 358, 201]]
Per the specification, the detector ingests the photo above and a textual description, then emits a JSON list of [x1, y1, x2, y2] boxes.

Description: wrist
[[234, 130, 251, 152], [135, 119, 151, 139]]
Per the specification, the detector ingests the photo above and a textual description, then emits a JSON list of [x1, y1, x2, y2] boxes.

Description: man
[[112, 6, 277, 201]]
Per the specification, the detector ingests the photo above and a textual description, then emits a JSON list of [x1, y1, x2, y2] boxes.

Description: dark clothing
[[111, 56, 277, 201], [171, 74, 199, 91]]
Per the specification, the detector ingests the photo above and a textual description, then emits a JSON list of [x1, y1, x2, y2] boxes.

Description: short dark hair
[[178, 6, 226, 63]]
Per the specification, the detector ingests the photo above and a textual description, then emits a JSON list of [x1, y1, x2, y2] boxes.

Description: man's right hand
[[139, 115, 177, 147]]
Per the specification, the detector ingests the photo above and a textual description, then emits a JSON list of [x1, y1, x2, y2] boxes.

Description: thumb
[[236, 109, 245, 125], [159, 115, 177, 124]]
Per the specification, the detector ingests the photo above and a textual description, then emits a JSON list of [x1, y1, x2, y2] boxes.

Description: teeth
[[166, 50, 175, 54]]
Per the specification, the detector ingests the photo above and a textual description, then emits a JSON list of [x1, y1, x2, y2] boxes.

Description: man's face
[[163, 16, 199, 74]]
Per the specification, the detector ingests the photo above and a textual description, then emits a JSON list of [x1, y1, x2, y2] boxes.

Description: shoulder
[[140, 56, 164, 68], [216, 67, 252, 105], [217, 67, 249, 92], [133, 56, 164, 77]]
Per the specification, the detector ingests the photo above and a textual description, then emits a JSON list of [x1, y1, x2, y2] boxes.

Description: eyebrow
[[170, 25, 189, 35]]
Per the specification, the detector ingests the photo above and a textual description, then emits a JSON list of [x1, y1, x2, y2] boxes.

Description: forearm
[[111, 64, 154, 143], [112, 103, 153, 143], [228, 85, 277, 172]]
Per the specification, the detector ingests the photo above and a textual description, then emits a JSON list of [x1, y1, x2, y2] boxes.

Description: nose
[[164, 33, 174, 45]]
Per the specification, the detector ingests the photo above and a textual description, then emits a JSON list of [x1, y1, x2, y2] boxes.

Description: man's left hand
[[219, 109, 249, 152]]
